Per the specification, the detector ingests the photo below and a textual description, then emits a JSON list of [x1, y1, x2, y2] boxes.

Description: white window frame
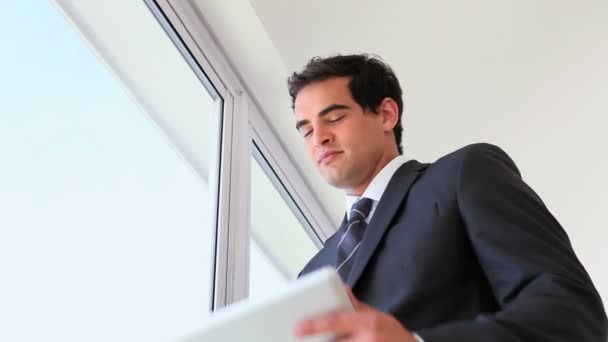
[[146, 0, 252, 309], [149, 0, 335, 307]]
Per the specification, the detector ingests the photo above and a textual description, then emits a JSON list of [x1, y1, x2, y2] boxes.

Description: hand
[[293, 286, 418, 341]]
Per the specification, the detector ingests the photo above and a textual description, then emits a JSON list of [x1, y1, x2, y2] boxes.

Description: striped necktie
[[336, 197, 373, 282]]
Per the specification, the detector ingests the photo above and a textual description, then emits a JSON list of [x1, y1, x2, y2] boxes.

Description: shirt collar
[[345, 155, 410, 217]]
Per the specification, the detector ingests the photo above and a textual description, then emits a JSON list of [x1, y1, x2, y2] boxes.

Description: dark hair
[[288, 54, 404, 154]]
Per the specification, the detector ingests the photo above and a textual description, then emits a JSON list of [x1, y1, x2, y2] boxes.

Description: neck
[[346, 150, 399, 196]]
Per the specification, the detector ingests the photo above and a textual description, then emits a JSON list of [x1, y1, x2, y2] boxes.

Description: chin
[[321, 172, 349, 190], [319, 171, 338, 187]]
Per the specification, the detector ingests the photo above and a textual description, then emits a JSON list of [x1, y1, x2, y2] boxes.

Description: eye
[[329, 115, 345, 123], [303, 130, 312, 138]]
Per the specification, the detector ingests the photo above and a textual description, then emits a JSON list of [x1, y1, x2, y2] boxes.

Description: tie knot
[[350, 197, 373, 220]]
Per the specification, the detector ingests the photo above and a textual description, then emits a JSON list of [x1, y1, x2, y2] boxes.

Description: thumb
[[344, 286, 372, 311]]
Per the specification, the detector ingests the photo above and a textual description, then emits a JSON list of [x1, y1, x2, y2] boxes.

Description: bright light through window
[[249, 155, 318, 300], [0, 2, 220, 341]]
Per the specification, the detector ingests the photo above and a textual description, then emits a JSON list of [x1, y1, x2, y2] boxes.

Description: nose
[[312, 125, 332, 148]]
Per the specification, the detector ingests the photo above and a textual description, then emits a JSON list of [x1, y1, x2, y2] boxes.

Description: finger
[[332, 335, 351, 342], [344, 286, 358, 307], [293, 311, 361, 338], [344, 286, 371, 312]]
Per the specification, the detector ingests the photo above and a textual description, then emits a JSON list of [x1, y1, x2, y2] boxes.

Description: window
[[2, 1, 335, 340], [249, 153, 319, 299], [144, 0, 336, 309], [0, 2, 221, 341]]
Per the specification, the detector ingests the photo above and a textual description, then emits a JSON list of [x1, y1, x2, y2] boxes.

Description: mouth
[[318, 151, 343, 166]]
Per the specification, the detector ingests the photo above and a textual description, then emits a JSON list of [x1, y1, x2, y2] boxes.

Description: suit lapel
[[346, 160, 427, 287]]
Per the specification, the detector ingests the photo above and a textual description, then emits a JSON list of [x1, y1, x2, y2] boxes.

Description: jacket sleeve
[[416, 143, 607, 342]]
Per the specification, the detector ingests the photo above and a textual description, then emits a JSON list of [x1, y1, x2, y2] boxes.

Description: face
[[294, 77, 397, 194]]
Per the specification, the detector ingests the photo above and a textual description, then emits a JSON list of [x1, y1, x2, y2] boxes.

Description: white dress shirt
[[345, 155, 409, 220], [344, 155, 424, 342]]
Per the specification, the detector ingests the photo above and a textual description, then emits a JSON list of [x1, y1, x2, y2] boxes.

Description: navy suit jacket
[[300, 143, 607, 341]]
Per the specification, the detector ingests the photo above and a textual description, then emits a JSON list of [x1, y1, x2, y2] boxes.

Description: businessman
[[289, 54, 607, 341]]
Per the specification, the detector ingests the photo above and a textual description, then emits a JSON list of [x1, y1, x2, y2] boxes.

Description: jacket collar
[[342, 160, 427, 287]]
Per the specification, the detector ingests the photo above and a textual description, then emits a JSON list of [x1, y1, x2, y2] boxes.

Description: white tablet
[[176, 267, 353, 342]]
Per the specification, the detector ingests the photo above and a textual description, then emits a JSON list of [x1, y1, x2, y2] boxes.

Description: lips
[[318, 150, 342, 165]]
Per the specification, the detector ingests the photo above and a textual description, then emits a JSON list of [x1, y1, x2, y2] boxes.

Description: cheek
[[339, 122, 367, 149], [304, 141, 317, 160], [347, 124, 382, 155]]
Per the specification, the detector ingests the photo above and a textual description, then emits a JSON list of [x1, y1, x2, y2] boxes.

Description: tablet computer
[[176, 267, 352, 342]]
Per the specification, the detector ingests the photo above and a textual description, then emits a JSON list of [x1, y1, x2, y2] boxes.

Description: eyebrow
[[295, 104, 350, 131]]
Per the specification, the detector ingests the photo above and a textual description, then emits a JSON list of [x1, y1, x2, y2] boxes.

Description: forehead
[[294, 77, 354, 118]]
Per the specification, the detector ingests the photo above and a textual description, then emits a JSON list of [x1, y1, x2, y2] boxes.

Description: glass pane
[[250, 239, 287, 299], [0, 2, 219, 341], [249, 155, 319, 300]]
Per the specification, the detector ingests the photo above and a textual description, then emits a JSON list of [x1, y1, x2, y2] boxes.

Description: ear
[[378, 97, 399, 133]]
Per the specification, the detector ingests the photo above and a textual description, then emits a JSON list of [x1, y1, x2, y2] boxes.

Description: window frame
[[146, 0, 253, 309], [148, 0, 334, 308]]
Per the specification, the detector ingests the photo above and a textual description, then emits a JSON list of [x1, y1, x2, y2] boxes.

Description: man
[[288, 54, 607, 341]]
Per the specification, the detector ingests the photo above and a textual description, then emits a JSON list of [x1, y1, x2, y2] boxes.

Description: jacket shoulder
[[427, 143, 516, 173], [437, 142, 509, 163], [298, 232, 339, 278]]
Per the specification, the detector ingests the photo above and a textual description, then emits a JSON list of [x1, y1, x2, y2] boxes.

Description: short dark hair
[[288, 54, 404, 154]]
